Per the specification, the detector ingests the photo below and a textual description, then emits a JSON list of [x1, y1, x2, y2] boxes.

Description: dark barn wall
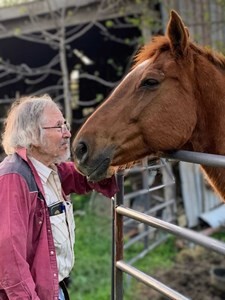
[[0, 19, 141, 133]]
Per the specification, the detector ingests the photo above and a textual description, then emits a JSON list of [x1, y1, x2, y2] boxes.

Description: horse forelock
[[133, 36, 170, 68]]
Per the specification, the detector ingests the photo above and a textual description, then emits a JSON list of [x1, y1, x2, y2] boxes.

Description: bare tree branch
[[0, 55, 61, 77], [15, 33, 59, 48], [30, 84, 63, 96], [0, 75, 23, 88], [65, 23, 94, 44], [79, 73, 119, 87]]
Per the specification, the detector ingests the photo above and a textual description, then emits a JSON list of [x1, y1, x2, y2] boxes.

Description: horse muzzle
[[72, 139, 114, 182]]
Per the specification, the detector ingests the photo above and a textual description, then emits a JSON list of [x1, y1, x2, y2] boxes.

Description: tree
[[0, 0, 148, 124]]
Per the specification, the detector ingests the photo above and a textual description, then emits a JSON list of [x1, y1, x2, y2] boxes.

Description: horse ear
[[166, 10, 189, 57]]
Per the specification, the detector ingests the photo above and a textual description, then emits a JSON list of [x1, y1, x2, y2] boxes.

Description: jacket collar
[[15, 147, 46, 198]]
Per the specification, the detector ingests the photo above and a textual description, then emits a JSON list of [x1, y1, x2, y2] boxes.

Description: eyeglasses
[[42, 121, 71, 133]]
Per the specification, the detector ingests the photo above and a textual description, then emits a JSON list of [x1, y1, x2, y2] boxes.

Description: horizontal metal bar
[[124, 181, 175, 201], [116, 206, 225, 255], [124, 189, 150, 200], [127, 234, 169, 265], [123, 199, 175, 227], [164, 150, 225, 167], [124, 218, 173, 250], [124, 227, 156, 249], [116, 260, 190, 300], [146, 199, 175, 214], [123, 162, 164, 176]]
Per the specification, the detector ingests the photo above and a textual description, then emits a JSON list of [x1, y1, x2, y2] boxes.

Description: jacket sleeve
[[0, 173, 40, 300], [57, 162, 119, 198]]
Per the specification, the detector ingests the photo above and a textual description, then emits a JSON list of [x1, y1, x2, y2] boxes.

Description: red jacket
[[0, 148, 118, 300]]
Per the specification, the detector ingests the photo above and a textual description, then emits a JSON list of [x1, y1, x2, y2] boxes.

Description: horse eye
[[140, 78, 159, 89]]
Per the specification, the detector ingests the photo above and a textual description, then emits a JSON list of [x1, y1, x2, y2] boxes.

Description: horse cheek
[[140, 107, 196, 152]]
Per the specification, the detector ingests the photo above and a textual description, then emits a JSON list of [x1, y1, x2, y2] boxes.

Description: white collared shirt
[[29, 157, 75, 282]]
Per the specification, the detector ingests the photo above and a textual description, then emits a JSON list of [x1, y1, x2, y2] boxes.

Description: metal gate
[[111, 150, 225, 300]]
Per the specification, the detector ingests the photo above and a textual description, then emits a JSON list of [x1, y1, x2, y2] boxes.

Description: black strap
[[59, 279, 70, 300]]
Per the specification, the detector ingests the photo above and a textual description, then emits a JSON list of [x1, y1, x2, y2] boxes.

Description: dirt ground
[[138, 243, 225, 300]]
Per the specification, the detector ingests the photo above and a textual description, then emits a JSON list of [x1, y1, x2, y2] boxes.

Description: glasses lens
[[66, 123, 71, 131], [62, 122, 70, 133]]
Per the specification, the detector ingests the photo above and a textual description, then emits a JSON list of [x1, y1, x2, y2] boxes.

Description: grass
[[68, 194, 178, 300], [69, 196, 113, 300]]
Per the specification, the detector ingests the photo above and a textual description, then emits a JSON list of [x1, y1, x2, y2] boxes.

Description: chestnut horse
[[72, 10, 225, 201]]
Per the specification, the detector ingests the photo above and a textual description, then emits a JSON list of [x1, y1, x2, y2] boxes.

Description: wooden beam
[[0, 0, 144, 39]]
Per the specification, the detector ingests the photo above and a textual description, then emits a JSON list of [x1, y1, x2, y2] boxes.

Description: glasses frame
[[42, 121, 71, 133]]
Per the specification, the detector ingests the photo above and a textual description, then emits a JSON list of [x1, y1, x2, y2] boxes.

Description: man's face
[[34, 105, 71, 166]]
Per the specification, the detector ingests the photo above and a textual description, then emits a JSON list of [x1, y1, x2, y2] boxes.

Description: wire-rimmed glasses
[[42, 121, 71, 133]]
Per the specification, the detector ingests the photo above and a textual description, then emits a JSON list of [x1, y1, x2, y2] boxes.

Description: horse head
[[72, 10, 225, 182]]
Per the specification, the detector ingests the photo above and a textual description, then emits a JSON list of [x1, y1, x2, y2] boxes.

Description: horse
[[72, 10, 225, 201]]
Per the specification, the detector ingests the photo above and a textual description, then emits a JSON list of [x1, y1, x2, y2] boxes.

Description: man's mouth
[[61, 141, 70, 148]]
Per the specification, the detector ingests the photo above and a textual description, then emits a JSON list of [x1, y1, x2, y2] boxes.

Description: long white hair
[[2, 94, 61, 155]]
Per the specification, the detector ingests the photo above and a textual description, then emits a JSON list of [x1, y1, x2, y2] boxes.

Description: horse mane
[[133, 35, 225, 71]]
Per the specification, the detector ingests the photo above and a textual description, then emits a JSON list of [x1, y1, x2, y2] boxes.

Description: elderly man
[[0, 94, 118, 300]]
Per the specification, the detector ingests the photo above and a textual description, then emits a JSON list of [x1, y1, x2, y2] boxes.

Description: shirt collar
[[29, 157, 53, 183]]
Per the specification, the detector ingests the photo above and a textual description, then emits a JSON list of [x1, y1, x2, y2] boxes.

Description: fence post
[[111, 196, 115, 300], [141, 158, 150, 249], [112, 171, 124, 300]]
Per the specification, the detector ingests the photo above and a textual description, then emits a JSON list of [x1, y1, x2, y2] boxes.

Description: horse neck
[[190, 66, 225, 155], [188, 64, 225, 202]]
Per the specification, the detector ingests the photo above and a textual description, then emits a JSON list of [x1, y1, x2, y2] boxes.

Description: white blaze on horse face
[[111, 59, 152, 96]]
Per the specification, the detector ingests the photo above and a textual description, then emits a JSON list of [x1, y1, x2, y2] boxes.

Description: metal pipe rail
[[116, 260, 190, 300], [124, 181, 175, 201], [116, 205, 225, 255], [165, 150, 225, 167]]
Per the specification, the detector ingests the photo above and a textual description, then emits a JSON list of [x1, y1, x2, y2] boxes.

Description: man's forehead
[[42, 106, 64, 122]]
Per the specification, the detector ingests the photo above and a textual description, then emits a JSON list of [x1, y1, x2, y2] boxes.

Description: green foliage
[[133, 236, 177, 272], [72, 193, 90, 210], [13, 28, 22, 36], [74, 64, 82, 70], [95, 93, 104, 103], [107, 58, 124, 76], [126, 16, 141, 27], [67, 10, 74, 17], [212, 231, 225, 242], [105, 20, 114, 28], [94, 70, 100, 77]]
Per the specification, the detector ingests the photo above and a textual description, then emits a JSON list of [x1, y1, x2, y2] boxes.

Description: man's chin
[[54, 150, 71, 164]]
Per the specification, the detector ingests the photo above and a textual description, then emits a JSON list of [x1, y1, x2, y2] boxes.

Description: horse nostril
[[75, 141, 88, 163]]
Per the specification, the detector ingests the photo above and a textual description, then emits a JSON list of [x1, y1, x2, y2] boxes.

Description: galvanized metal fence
[[111, 150, 225, 300]]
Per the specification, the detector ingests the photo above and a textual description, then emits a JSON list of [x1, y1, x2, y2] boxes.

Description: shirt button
[[50, 251, 54, 255], [39, 221, 42, 225], [53, 273, 57, 277]]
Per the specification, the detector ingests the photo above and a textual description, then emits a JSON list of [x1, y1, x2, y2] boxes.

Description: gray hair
[[2, 94, 61, 154]]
